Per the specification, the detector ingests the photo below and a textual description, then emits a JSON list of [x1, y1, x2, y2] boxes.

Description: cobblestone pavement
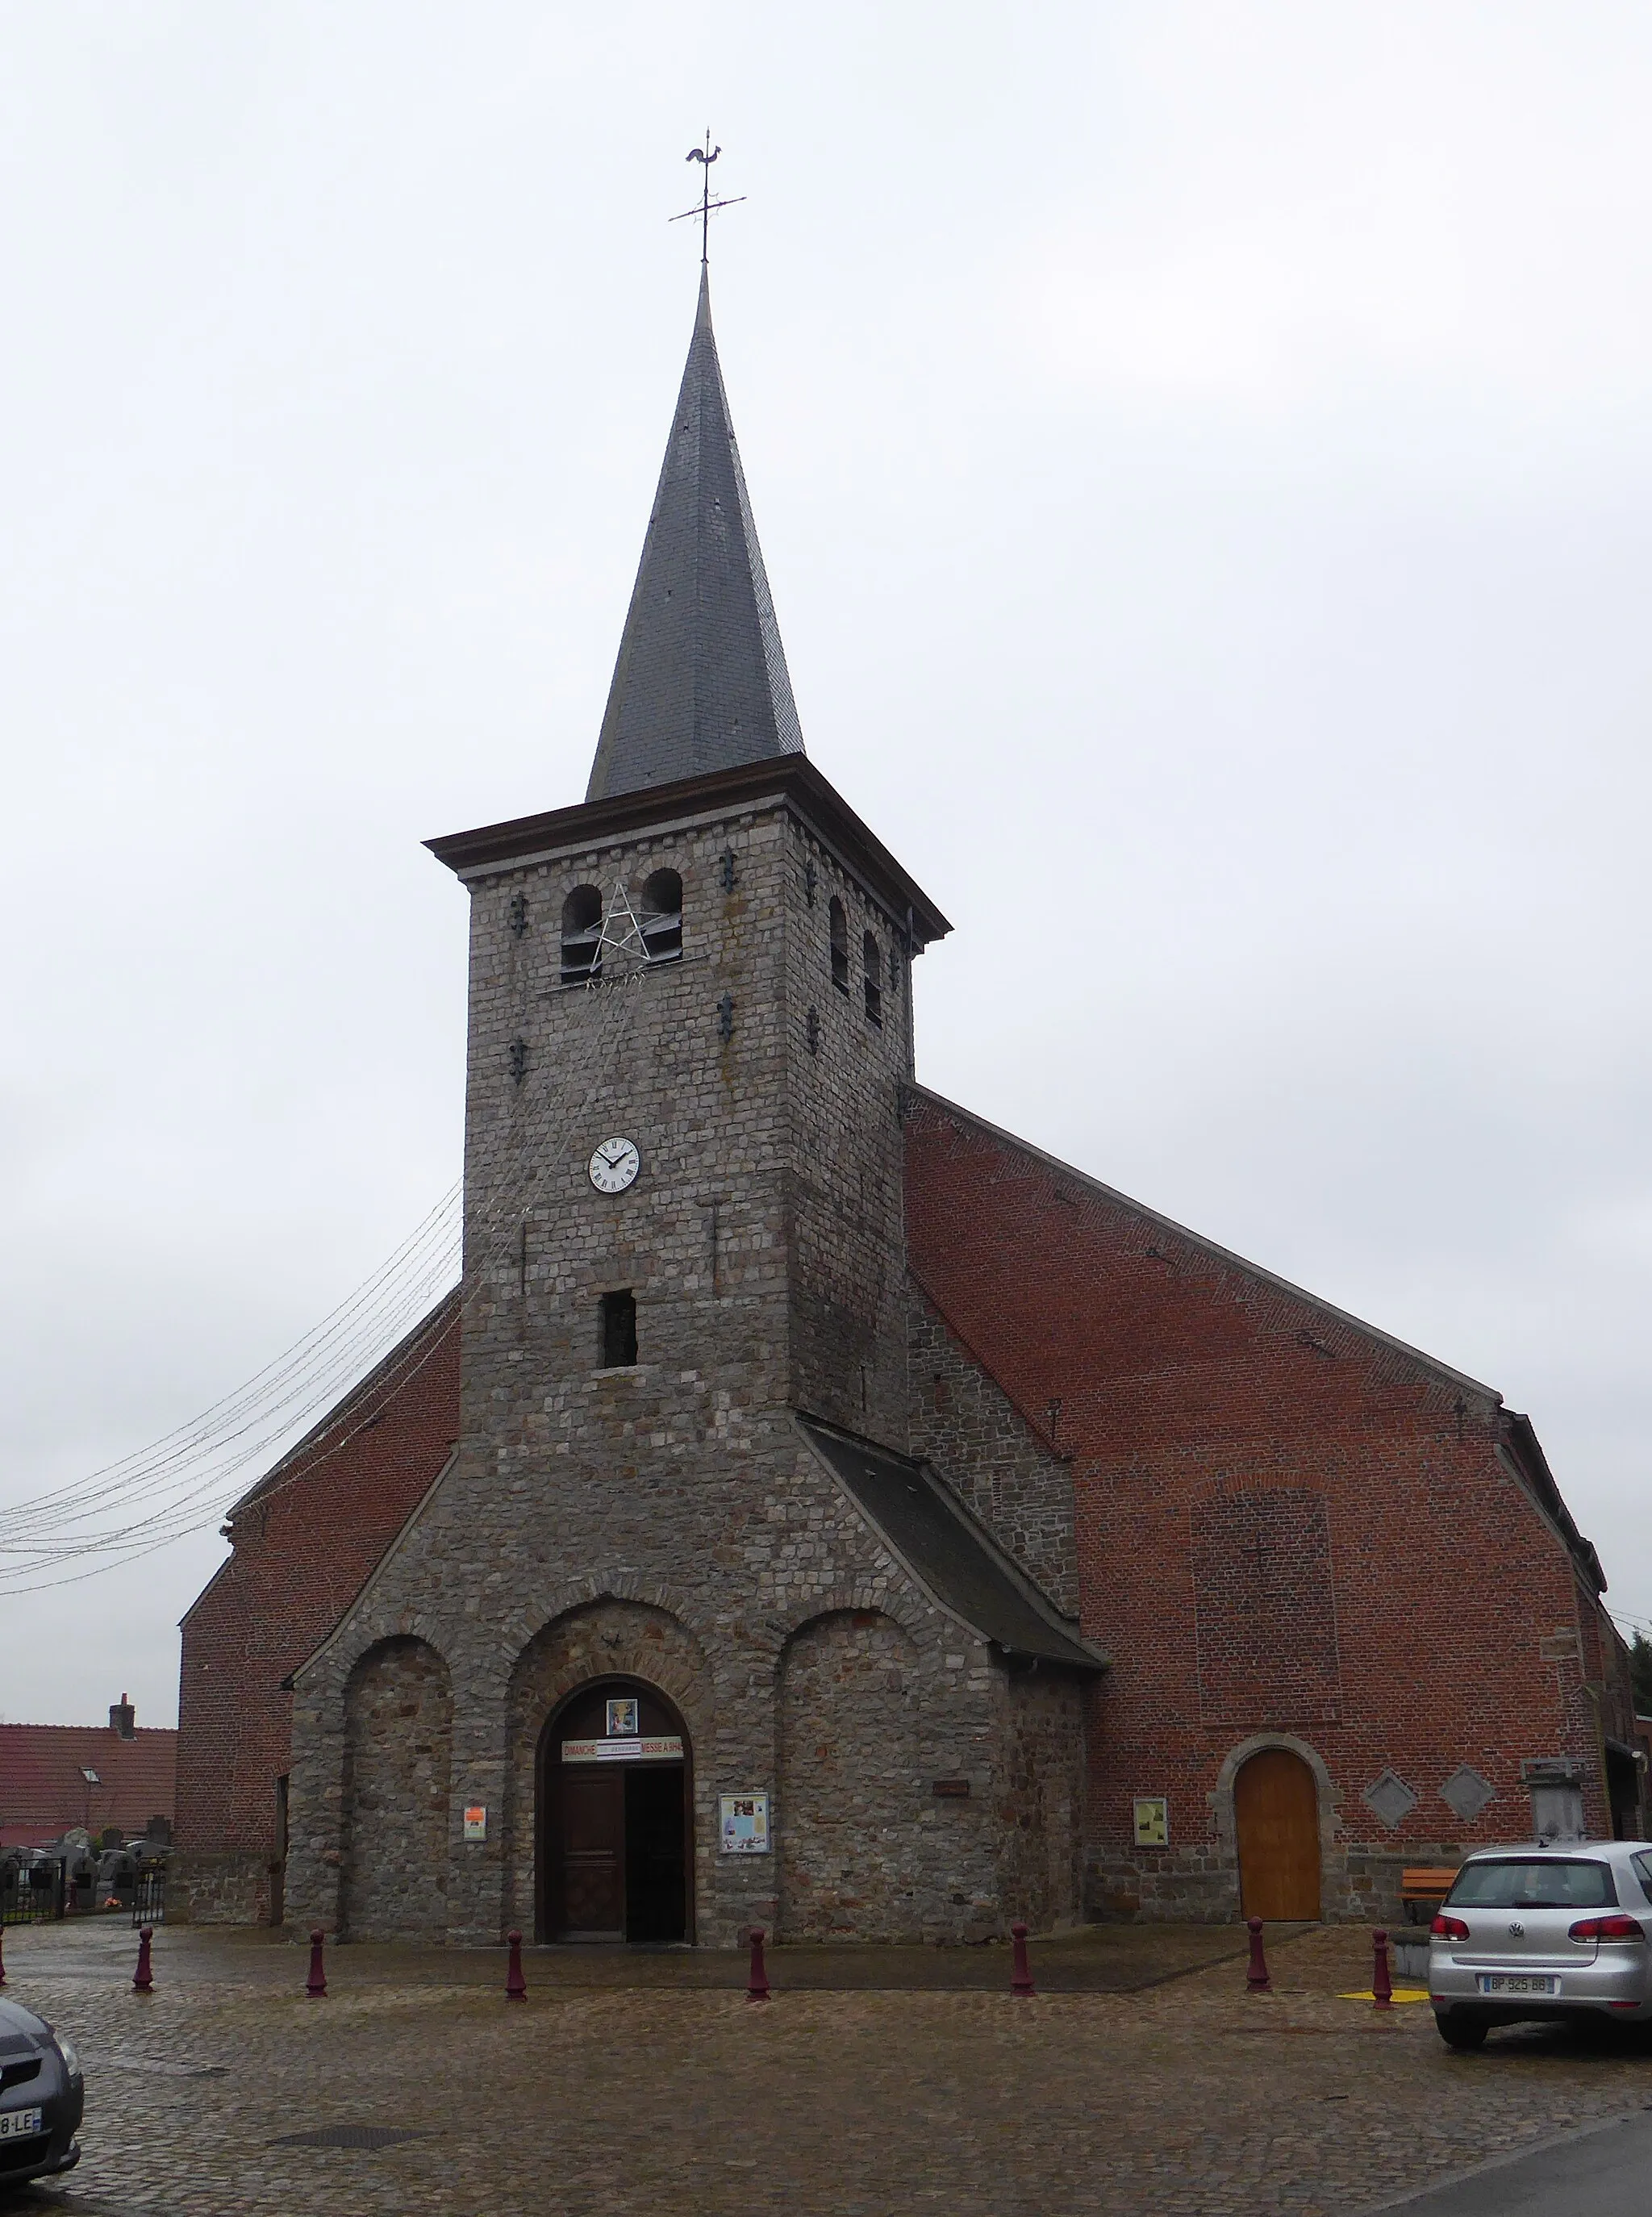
[[2, 1917, 1650, 2216]]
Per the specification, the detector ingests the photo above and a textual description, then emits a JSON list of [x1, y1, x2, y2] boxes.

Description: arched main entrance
[[1234, 1747, 1321, 1921], [536, 1678, 692, 1944]]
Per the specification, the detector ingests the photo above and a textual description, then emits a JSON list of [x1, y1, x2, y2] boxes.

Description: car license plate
[[1476, 1973, 1558, 1996], [0, 2107, 44, 2140]]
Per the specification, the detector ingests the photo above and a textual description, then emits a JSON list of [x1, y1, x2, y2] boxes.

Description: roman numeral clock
[[588, 1137, 641, 1195]]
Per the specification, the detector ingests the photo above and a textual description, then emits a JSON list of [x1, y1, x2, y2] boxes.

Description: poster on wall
[[606, 1697, 640, 1737], [463, 1806, 487, 1842], [719, 1793, 770, 1854], [1133, 1797, 1169, 1848]]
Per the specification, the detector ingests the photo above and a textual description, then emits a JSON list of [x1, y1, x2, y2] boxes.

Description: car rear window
[[1447, 1858, 1617, 1910]]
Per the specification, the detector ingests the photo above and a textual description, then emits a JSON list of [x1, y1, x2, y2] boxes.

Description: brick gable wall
[[903, 1087, 1632, 1920]]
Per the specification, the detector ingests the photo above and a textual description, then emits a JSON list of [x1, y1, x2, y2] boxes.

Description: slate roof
[[586, 267, 805, 802], [0, 1723, 176, 1849], [795, 1417, 1103, 1672]]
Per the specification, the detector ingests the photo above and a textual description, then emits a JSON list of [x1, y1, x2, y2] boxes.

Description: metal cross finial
[[670, 132, 747, 264]]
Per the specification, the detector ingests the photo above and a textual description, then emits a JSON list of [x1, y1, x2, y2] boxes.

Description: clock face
[[588, 1136, 641, 1194]]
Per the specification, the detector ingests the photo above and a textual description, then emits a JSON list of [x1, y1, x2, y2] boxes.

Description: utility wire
[[0, 967, 649, 1589]]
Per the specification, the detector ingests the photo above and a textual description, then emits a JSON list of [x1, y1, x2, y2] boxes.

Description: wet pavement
[[2, 1915, 1650, 2215]]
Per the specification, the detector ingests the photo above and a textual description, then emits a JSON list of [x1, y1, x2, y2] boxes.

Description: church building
[[176, 270, 1641, 1947]]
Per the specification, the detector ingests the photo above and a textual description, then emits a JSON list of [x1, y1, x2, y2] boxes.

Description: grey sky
[[4, 2, 1650, 1723]]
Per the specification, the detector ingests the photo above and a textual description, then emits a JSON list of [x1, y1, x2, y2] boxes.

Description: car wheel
[[1435, 2011, 1488, 2052]]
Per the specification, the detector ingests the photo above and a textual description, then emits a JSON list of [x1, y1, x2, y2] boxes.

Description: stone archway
[[338, 1635, 453, 1941], [535, 1677, 693, 1943], [503, 1599, 712, 1942]]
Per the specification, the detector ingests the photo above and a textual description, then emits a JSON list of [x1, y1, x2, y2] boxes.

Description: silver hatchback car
[[1430, 1841, 1652, 2048]]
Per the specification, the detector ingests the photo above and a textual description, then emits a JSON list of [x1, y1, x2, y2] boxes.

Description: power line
[[0, 967, 651, 1589]]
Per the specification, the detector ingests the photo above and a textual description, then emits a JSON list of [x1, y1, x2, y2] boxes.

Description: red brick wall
[[175, 1296, 460, 1920], [903, 1089, 1621, 1917]]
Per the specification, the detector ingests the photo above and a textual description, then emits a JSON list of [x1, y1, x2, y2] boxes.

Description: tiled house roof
[[0, 1722, 176, 1848]]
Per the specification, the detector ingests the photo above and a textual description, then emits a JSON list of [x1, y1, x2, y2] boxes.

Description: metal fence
[[132, 1868, 165, 1927], [1, 1866, 62, 1927]]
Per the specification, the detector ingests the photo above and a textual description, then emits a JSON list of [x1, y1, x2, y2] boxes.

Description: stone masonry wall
[[283, 792, 1087, 1946], [995, 1667, 1087, 1932], [778, 1608, 999, 1942], [338, 1637, 453, 1942], [781, 816, 912, 1449], [907, 1283, 1078, 1615]]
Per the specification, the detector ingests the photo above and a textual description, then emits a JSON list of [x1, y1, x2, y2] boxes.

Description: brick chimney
[[109, 1693, 136, 1740]]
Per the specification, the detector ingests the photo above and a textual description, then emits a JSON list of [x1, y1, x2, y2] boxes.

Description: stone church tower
[[282, 273, 1099, 1948]]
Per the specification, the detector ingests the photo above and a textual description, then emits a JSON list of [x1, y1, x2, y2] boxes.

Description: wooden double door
[[1234, 1748, 1322, 1921], [540, 1680, 691, 1944]]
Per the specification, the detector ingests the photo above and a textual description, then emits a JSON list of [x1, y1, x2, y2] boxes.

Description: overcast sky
[[4, 2, 1650, 1726]]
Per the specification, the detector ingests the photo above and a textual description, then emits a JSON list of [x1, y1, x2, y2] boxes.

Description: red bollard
[[1245, 1914, 1271, 1993], [132, 1924, 154, 1994], [505, 1929, 527, 2001], [1373, 1927, 1393, 2010], [746, 1925, 770, 2002], [306, 1927, 327, 1998], [1011, 1920, 1036, 1997]]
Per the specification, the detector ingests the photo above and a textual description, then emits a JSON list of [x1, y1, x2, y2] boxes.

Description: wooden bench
[[1400, 1866, 1461, 1923]]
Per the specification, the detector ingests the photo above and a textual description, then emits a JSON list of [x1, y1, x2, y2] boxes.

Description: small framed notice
[[1133, 1797, 1168, 1848], [606, 1696, 640, 1738], [720, 1793, 771, 1854], [463, 1805, 487, 1843]]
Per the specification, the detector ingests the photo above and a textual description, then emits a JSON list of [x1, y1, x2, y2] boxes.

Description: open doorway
[[538, 1678, 692, 1944]]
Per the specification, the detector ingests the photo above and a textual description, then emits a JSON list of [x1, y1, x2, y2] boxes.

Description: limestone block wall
[[995, 1667, 1087, 1931], [776, 1607, 998, 1942], [779, 813, 913, 1449], [284, 1419, 1040, 1946], [338, 1636, 453, 1941], [906, 1284, 1078, 1614]]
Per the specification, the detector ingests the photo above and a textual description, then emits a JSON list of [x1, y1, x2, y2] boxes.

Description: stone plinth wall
[[173, 1848, 269, 1927]]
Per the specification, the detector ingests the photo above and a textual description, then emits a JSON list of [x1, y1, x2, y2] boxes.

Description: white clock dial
[[588, 1136, 641, 1194]]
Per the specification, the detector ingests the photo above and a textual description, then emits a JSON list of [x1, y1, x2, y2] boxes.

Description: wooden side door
[[1234, 1749, 1321, 1921], [558, 1769, 625, 1939]]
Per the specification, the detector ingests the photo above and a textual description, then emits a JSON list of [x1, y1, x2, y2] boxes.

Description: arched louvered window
[[561, 885, 603, 984], [640, 868, 683, 962], [829, 897, 849, 996], [863, 931, 883, 1028]]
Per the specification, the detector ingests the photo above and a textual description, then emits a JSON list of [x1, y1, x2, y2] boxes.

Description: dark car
[[0, 1998, 82, 2188]]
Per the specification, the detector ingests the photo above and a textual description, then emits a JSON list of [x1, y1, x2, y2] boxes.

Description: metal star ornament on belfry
[[670, 132, 747, 264]]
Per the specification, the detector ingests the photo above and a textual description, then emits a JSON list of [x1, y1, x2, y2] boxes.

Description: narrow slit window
[[863, 931, 883, 1027], [829, 897, 849, 996], [640, 868, 683, 962], [599, 1289, 637, 1369], [561, 885, 603, 984]]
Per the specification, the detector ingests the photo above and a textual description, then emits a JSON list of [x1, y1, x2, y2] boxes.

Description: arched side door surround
[[535, 1676, 694, 1944], [1233, 1747, 1322, 1922]]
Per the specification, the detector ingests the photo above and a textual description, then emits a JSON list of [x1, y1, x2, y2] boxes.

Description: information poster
[[1133, 1797, 1169, 1848], [720, 1793, 771, 1854]]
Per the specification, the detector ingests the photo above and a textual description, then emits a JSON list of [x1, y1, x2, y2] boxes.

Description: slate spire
[[585, 268, 805, 802]]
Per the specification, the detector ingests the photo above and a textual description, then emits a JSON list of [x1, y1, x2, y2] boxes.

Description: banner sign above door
[[561, 1735, 684, 1764]]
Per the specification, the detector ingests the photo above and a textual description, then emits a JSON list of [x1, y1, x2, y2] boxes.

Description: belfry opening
[[537, 1680, 691, 1944]]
